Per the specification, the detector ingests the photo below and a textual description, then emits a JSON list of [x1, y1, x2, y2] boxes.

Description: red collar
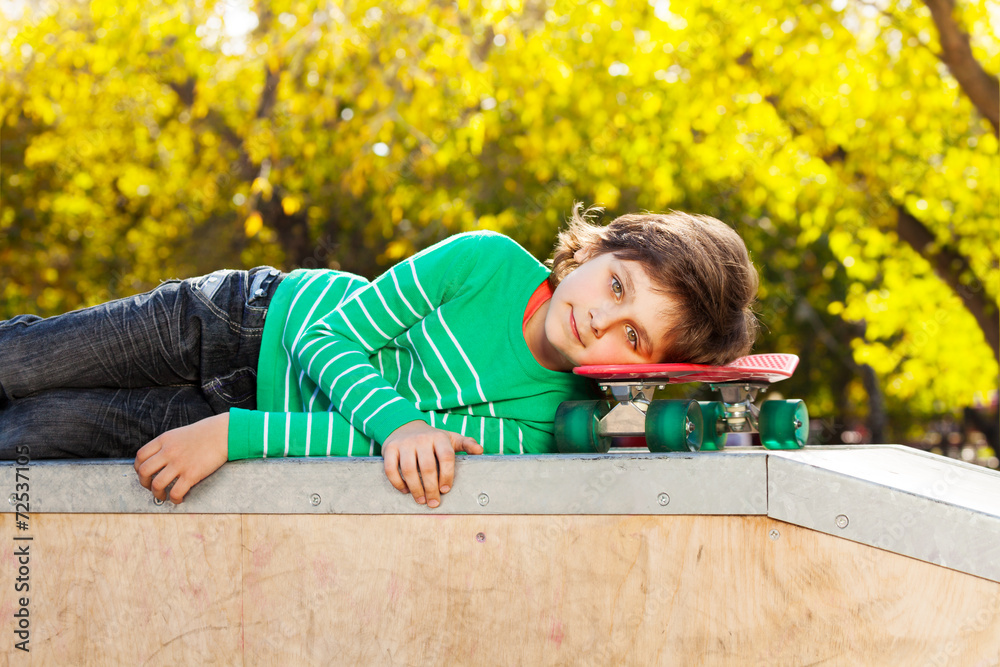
[[522, 279, 552, 328]]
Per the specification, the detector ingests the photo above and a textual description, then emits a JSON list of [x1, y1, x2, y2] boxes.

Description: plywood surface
[[0, 514, 243, 666], [2, 513, 998, 666]]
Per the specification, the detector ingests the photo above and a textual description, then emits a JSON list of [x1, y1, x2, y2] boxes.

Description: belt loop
[[248, 267, 281, 304]]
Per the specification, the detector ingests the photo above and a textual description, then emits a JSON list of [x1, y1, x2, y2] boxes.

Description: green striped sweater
[[227, 231, 597, 459]]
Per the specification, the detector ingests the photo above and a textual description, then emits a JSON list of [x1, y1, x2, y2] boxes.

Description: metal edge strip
[[1, 451, 768, 516], [767, 455, 1000, 583]]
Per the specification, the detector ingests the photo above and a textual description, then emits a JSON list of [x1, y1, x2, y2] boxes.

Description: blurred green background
[[1, 0, 997, 462]]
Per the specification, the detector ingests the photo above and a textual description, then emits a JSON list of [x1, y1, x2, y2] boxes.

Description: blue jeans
[[0, 267, 284, 458]]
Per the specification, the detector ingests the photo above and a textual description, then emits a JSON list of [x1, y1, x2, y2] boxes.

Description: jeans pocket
[[204, 366, 258, 411], [197, 270, 234, 302]]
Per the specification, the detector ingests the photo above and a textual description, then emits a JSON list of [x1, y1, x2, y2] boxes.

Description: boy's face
[[542, 250, 679, 370]]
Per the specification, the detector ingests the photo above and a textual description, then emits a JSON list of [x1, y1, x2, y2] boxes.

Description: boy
[[0, 206, 758, 507]]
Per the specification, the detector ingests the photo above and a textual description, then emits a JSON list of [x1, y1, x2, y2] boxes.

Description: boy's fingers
[[416, 445, 441, 508], [150, 465, 178, 501], [457, 437, 483, 454], [136, 454, 166, 489], [169, 476, 194, 504], [398, 449, 425, 505], [134, 439, 161, 473], [382, 445, 404, 491], [435, 442, 455, 496]]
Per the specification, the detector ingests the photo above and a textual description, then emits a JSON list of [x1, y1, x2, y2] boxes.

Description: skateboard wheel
[[759, 399, 809, 449], [554, 400, 612, 453], [698, 401, 727, 451], [645, 399, 703, 452]]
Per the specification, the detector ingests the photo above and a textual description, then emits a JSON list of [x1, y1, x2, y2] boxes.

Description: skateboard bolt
[[7, 493, 15, 505], [794, 419, 803, 429], [476, 532, 486, 543], [657, 493, 670, 506], [835, 514, 849, 529], [310, 493, 322, 506], [685, 420, 695, 434], [153, 497, 165, 506], [478, 493, 490, 506], [769, 529, 780, 541]]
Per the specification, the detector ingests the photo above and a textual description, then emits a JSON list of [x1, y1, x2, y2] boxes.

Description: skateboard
[[555, 353, 808, 453]]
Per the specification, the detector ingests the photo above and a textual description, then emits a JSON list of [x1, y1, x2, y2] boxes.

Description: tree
[[2, 0, 996, 444]]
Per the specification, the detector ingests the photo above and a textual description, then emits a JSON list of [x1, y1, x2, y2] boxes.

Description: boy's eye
[[625, 325, 638, 349], [611, 276, 623, 298]]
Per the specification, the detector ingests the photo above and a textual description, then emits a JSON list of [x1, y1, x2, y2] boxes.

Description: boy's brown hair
[[547, 204, 759, 366]]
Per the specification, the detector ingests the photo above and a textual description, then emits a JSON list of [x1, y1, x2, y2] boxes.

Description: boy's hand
[[134, 412, 230, 504], [382, 420, 483, 508]]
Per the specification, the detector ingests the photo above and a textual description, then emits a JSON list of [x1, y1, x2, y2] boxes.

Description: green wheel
[[698, 401, 727, 451], [645, 399, 703, 452], [555, 400, 612, 453], [759, 399, 809, 449]]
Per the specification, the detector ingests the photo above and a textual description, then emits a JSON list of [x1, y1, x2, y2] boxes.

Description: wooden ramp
[[2, 446, 998, 665]]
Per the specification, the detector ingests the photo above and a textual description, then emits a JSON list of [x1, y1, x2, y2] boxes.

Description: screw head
[[476, 532, 486, 543], [477, 493, 490, 506], [769, 529, 780, 541], [657, 493, 670, 506], [8, 493, 16, 505], [310, 493, 322, 506], [835, 514, 849, 529], [153, 497, 165, 506]]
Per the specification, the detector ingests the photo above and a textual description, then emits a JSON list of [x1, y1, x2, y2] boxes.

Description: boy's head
[[546, 204, 759, 366]]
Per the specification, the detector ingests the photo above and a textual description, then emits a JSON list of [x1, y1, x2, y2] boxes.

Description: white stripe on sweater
[[263, 413, 269, 458], [362, 396, 405, 430], [326, 413, 334, 457], [358, 299, 391, 341], [303, 413, 311, 456], [410, 261, 433, 310], [291, 279, 336, 353], [338, 373, 379, 411], [406, 330, 442, 409], [283, 416, 291, 457], [324, 363, 369, 393], [373, 283, 405, 327], [339, 310, 375, 352], [421, 317, 463, 404], [349, 387, 382, 421], [391, 268, 420, 318], [438, 310, 488, 404]]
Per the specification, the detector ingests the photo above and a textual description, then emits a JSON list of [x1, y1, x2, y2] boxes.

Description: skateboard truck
[[556, 354, 809, 453], [597, 382, 659, 437], [713, 383, 766, 433]]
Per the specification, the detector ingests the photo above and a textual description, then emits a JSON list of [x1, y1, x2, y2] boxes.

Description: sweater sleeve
[[227, 405, 557, 460], [427, 410, 558, 455], [278, 233, 481, 453]]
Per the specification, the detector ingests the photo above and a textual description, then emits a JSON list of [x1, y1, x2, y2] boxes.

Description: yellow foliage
[[0, 0, 996, 437], [244, 212, 264, 237]]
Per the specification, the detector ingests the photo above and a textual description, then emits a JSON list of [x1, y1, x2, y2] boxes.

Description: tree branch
[[895, 208, 999, 359], [921, 0, 1000, 136], [757, 76, 999, 363]]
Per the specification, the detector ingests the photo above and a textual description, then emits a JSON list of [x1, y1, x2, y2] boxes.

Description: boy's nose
[[589, 306, 614, 336]]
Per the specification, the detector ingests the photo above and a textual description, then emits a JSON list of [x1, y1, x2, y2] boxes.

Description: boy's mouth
[[570, 310, 581, 343]]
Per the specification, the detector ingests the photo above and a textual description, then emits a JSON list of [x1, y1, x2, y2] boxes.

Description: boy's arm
[[133, 408, 550, 505], [288, 233, 482, 446]]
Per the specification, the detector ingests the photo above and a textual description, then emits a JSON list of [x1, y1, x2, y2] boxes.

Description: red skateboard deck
[[573, 353, 799, 385]]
